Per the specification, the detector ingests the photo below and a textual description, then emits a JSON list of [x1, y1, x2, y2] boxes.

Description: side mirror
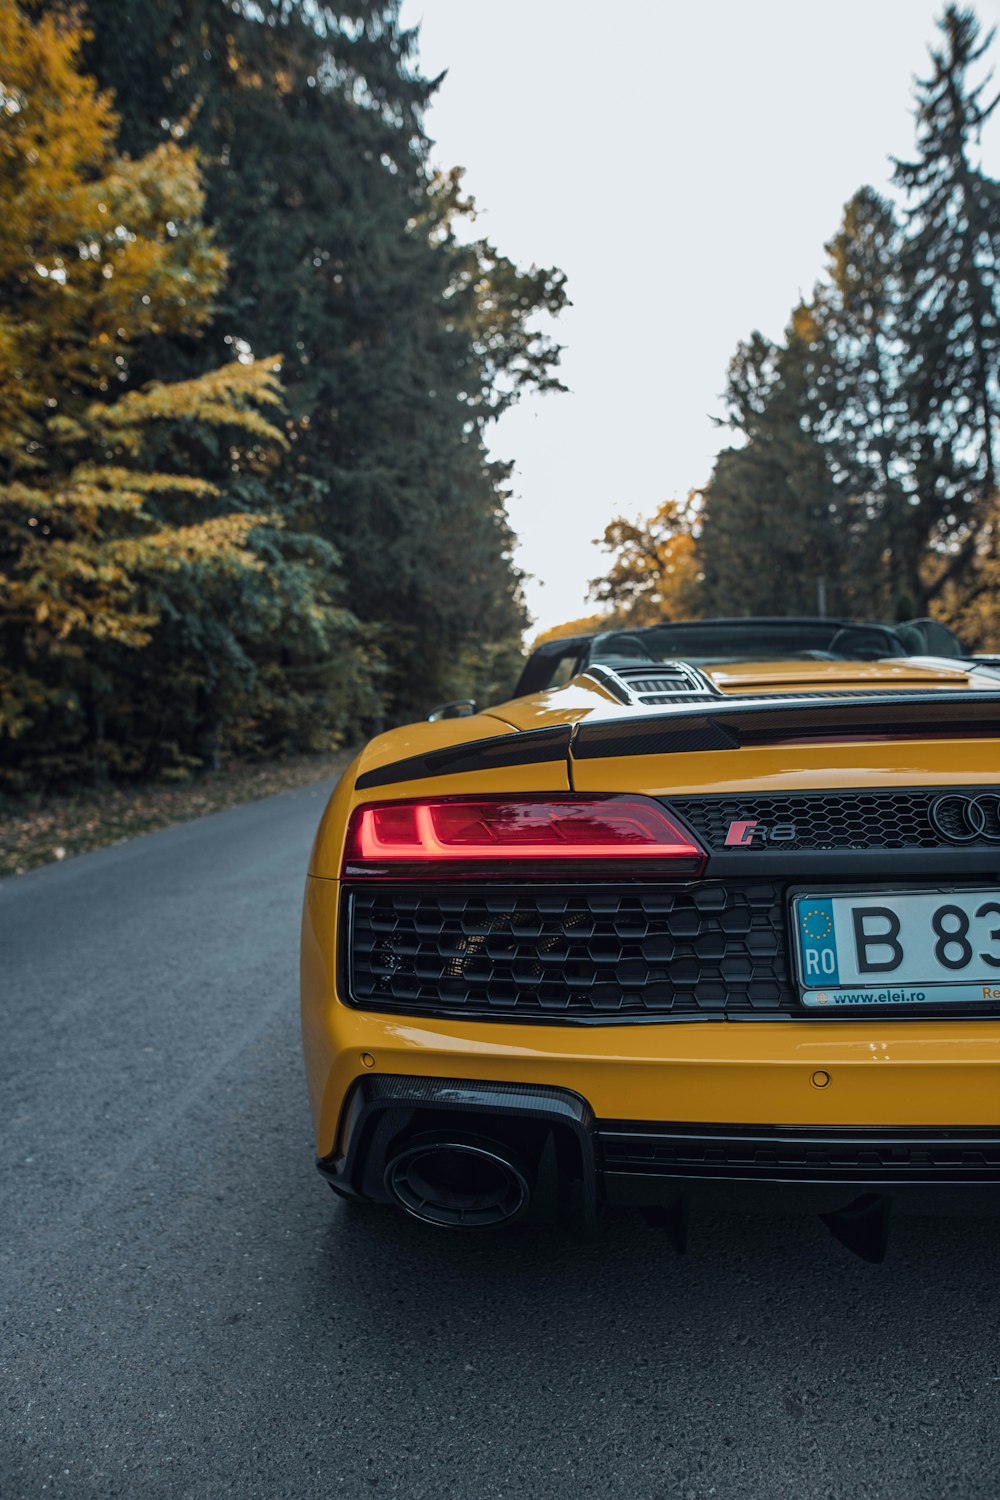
[[427, 700, 477, 722]]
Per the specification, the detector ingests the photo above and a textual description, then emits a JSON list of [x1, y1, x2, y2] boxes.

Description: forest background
[[579, 5, 1000, 652], [0, 0, 567, 793], [1, 0, 998, 804]]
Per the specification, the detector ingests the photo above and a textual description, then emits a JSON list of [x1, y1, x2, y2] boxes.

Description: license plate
[[791, 889, 1000, 1009]]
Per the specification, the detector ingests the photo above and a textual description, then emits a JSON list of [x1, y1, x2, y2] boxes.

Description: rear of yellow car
[[301, 669, 1000, 1259]]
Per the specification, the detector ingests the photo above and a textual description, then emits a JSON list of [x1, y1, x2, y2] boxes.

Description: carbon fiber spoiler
[[572, 690, 1000, 759]]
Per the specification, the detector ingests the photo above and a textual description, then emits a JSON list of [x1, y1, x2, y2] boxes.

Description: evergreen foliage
[[3, 0, 567, 789], [814, 188, 914, 613], [597, 5, 998, 647], [892, 3, 1000, 613], [74, 0, 567, 719], [700, 316, 849, 616]]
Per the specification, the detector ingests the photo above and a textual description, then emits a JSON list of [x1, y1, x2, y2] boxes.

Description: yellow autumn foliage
[[531, 614, 617, 648], [589, 497, 704, 624], [924, 499, 1000, 654], [0, 0, 287, 746]]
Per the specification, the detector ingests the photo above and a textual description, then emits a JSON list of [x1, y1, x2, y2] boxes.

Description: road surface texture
[[3, 780, 1000, 1500]]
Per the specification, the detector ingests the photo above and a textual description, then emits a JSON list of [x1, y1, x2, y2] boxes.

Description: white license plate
[[792, 889, 1000, 1008]]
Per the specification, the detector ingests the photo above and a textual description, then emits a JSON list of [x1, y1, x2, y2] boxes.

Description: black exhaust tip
[[384, 1136, 530, 1229]]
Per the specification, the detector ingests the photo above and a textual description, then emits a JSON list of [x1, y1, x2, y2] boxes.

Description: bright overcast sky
[[398, 0, 1000, 636]]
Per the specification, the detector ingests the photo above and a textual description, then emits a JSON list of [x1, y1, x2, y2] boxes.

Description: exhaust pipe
[[384, 1135, 530, 1229]]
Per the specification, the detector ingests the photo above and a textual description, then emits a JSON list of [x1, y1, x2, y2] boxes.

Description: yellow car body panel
[[701, 658, 978, 693], [301, 641, 1000, 1244]]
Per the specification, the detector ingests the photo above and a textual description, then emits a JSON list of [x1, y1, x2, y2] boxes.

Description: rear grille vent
[[346, 883, 793, 1022], [672, 789, 999, 851]]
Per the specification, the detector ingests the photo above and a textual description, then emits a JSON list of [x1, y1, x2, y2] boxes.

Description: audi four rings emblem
[[929, 793, 1000, 843]]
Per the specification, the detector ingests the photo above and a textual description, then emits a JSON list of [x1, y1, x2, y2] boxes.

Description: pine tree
[[814, 188, 914, 614], [699, 315, 849, 616], [73, 0, 567, 720], [893, 4, 1000, 607]]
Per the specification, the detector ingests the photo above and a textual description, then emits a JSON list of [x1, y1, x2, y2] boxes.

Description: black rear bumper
[[599, 1121, 1000, 1230], [318, 1075, 1000, 1226]]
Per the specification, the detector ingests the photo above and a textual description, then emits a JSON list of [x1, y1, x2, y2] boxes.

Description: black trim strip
[[576, 717, 739, 758], [355, 724, 573, 791], [597, 1123, 1000, 1185], [703, 849, 1000, 879], [573, 691, 1000, 759]]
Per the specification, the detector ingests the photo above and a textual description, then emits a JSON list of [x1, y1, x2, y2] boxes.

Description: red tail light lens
[[342, 796, 705, 877]]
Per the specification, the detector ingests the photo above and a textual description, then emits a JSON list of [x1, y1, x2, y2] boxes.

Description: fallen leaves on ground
[[0, 751, 355, 878]]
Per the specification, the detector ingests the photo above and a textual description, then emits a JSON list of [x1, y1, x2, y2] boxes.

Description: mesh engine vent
[[614, 663, 713, 705]]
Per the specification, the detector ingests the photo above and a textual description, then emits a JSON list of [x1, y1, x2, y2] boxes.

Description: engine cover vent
[[587, 661, 716, 706]]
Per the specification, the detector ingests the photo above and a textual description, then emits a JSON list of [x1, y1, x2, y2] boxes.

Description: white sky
[[398, 0, 1000, 635]]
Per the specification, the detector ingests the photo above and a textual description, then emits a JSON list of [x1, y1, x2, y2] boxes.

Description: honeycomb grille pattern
[[346, 883, 794, 1021], [673, 791, 971, 850]]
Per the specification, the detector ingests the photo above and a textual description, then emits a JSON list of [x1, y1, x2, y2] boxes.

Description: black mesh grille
[[672, 789, 999, 851], [346, 883, 793, 1021]]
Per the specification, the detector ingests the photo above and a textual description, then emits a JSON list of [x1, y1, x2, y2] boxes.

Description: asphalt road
[[3, 782, 1000, 1500]]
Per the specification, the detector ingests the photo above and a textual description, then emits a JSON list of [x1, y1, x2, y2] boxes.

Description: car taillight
[[342, 795, 705, 878]]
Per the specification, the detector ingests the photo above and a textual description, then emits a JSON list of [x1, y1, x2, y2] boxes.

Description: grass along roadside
[[0, 750, 355, 878]]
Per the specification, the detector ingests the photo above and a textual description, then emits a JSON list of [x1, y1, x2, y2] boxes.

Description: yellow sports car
[[300, 617, 1000, 1259]]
